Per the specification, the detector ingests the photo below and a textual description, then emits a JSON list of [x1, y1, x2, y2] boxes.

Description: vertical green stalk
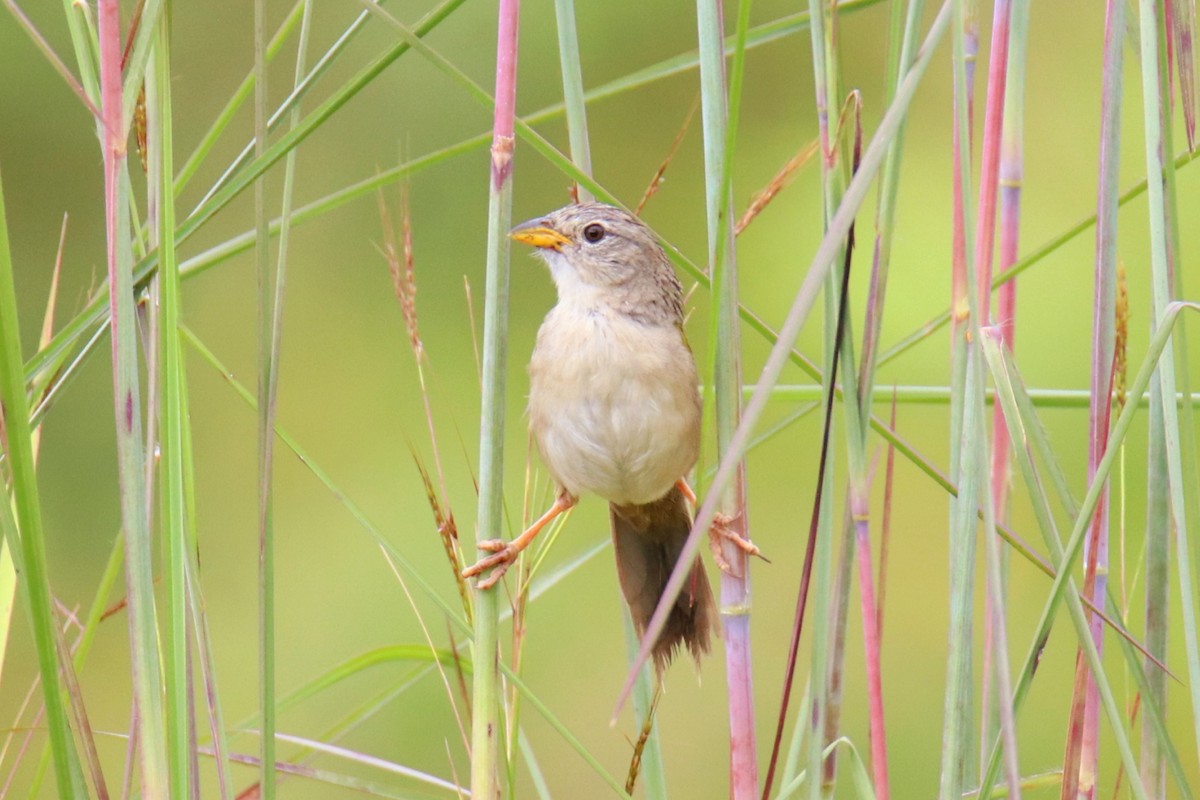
[[0, 171, 87, 798], [802, 1, 845, 797], [940, 0, 980, 795], [97, 0, 170, 795], [982, 0, 1027, 774], [472, 1, 520, 796], [1073, 0, 1123, 794], [252, 0, 277, 795], [552, 0, 592, 204], [148, 4, 190, 796], [696, 0, 758, 796], [1137, 0, 1200, 773], [1142, 385, 1169, 797]]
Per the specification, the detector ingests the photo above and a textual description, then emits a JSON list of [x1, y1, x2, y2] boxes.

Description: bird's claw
[[462, 541, 519, 589], [707, 511, 767, 576]]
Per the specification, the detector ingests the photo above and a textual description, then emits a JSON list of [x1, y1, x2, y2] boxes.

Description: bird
[[462, 201, 757, 670]]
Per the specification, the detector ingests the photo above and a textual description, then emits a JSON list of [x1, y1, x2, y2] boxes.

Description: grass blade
[[0, 167, 87, 798]]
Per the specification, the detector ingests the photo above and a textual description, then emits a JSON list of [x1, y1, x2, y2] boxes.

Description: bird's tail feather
[[610, 486, 717, 672]]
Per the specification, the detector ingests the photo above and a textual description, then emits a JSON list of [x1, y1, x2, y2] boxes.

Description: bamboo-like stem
[[940, 0, 979, 795], [800, 2, 849, 797], [471, 1, 520, 796], [1073, 1, 1124, 797], [1138, 0, 1200, 780], [1142, 390, 1169, 799], [969, 0, 1022, 796], [148, 5, 191, 795], [97, 0, 170, 794], [989, 0, 1028, 535], [695, 0, 758, 796]]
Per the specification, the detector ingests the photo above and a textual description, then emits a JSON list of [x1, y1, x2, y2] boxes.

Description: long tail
[[610, 486, 717, 672]]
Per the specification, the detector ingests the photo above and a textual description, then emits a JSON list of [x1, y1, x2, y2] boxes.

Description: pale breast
[[527, 306, 701, 506]]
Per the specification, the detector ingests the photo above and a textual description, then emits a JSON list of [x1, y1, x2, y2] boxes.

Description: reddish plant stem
[[852, 499, 888, 798], [1073, 2, 1125, 796]]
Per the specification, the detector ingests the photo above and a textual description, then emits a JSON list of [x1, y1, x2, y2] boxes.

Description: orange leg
[[675, 478, 697, 506], [462, 490, 578, 589]]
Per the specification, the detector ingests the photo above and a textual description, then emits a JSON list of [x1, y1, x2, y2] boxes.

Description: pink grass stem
[[1075, 2, 1125, 795], [851, 496, 889, 799], [490, 0, 519, 190], [972, 0, 1010, 324], [974, 2, 1022, 794]]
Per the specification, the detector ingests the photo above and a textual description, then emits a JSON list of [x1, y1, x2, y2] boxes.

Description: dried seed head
[[1115, 261, 1129, 410]]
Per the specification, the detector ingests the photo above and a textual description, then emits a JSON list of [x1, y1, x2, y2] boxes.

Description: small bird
[[463, 202, 756, 670]]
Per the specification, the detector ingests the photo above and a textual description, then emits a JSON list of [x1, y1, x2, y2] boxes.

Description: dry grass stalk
[[636, 94, 700, 216], [377, 187, 470, 613], [624, 685, 662, 794], [735, 139, 819, 236]]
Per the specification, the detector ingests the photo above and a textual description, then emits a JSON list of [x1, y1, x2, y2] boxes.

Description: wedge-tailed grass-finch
[[462, 202, 758, 670]]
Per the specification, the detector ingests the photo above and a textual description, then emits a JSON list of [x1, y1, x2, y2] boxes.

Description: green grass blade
[[0, 171, 87, 797], [147, 7, 191, 796], [1138, 0, 1200, 772]]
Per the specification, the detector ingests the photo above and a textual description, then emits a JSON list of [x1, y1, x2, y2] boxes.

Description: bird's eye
[[582, 223, 606, 243]]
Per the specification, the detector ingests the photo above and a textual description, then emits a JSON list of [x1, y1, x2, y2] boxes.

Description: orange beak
[[509, 221, 571, 251]]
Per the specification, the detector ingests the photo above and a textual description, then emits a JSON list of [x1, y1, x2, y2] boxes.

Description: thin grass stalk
[[552, 0, 592, 203], [0, 172, 88, 796], [471, 0, 520, 796], [98, 0, 170, 794], [251, 0, 278, 793], [147, 7, 191, 795], [1138, 0, 1200, 774], [617, 0, 954, 715], [695, 0, 759, 796], [980, 0, 1027, 788], [179, 380, 234, 800], [940, 0, 980, 795], [1142, 384, 1169, 798], [1159, 10, 1200, 776], [860, 0, 923, 395], [986, 0, 1028, 549], [800, 1, 851, 796], [1160, 5, 1200, 793], [0, 209, 63, 704], [822, 109, 891, 798], [972, 333, 1019, 799], [1070, 2, 1125, 796], [969, 0, 1023, 794]]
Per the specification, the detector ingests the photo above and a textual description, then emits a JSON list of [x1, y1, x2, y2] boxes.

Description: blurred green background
[[1, 0, 1199, 796]]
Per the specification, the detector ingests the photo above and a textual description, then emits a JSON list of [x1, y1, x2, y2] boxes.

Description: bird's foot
[[462, 541, 520, 590], [707, 512, 768, 576]]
